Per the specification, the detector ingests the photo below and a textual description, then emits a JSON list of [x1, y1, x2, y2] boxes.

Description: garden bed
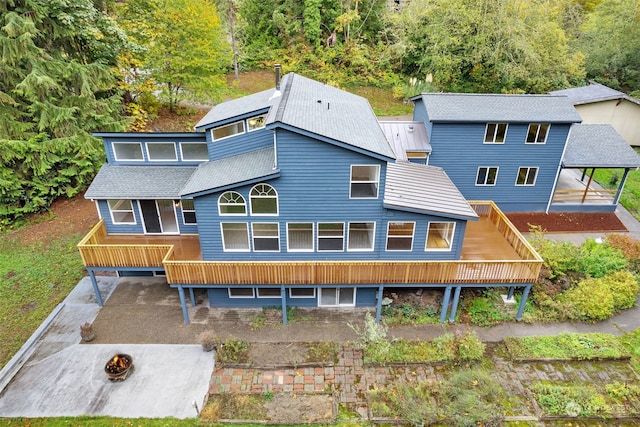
[[504, 333, 630, 361]]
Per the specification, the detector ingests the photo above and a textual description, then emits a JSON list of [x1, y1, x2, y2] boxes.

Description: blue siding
[[98, 199, 144, 234], [427, 123, 570, 212], [193, 129, 466, 261], [412, 100, 433, 138], [101, 133, 208, 165], [207, 286, 378, 308], [206, 127, 273, 160], [355, 288, 377, 306]]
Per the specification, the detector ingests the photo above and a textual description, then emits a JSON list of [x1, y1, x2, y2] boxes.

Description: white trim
[[256, 288, 281, 298], [525, 123, 550, 144], [286, 222, 314, 252], [251, 222, 281, 252], [385, 221, 415, 252], [138, 200, 180, 235], [211, 120, 245, 141], [112, 142, 144, 161], [483, 123, 508, 144], [249, 183, 279, 216], [220, 222, 250, 252], [247, 114, 267, 132], [94, 200, 102, 220], [515, 166, 539, 186], [318, 287, 356, 307], [228, 288, 255, 298], [347, 221, 376, 252], [180, 199, 197, 225], [475, 166, 499, 186], [107, 199, 136, 225], [349, 164, 380, 199], [146, 142, 177, 161], [179, 142, 209, 161], [317, 222, 345, 252], [425, 221, 456, 252], [289, 288, 316, 299], [218, 191, 247, 216]]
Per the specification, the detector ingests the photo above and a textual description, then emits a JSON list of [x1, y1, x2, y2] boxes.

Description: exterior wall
[[412, 99, 433, 138], [207, 286, 377, 308], [101, 133, 207, 165], [203, 112, 273, 160], [575, 100, 640, 147], [193, 129, 466, 261], [426, 122, 570, 212], [98, 199, 199, 234]]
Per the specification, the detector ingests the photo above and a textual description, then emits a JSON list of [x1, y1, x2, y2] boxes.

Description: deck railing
[[79, 202, 543, 285], [552, 189, 616, 204]]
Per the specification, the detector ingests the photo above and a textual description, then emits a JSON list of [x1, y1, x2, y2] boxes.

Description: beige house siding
[[575, 99, 640, 146]]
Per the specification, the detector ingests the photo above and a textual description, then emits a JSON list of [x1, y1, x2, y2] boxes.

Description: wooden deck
[[78, 201, 542, 285]]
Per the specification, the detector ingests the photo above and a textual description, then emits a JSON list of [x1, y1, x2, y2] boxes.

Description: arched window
[[250, 183, 278, 215], [218, 191, 246, 215]]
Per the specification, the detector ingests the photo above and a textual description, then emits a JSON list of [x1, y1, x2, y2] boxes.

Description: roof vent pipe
[[275, 64, 281, 91]]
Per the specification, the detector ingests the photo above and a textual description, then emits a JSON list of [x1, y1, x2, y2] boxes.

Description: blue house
[[85, 70, 640, 324]]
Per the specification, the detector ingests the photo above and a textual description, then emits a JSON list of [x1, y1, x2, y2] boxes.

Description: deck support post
[[375, 285, 384, 323], [440, 286, 452, 323], [177, 285, 190, 325], [281, 285, 288, 325], [516, 284, 532, 321], [88, 270, 104, 307], [614, 168, 630, 205], [189, 287, 196, 307], [507, 286, 515, 300], [449, 286, 462, 323]]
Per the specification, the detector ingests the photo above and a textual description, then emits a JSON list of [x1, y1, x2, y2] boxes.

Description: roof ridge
[[273, 73, 295, 123]]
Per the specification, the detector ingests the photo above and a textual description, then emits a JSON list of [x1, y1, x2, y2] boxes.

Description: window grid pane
[[181, 143, 209, 161], [250, 184, 278, 215], [348, 222, 375, 251], [288, 223, 313, 251], [252, 223, 280, 252], [350, 165, 379, 198], [213, 121, 245, 140], [484, 123, 507, 143], [426, 222, 454, 250], [386, 222, 414, 251], [318, 223, 344, 251], [113, 142, 143, 161], [221, 223, 249, 251]]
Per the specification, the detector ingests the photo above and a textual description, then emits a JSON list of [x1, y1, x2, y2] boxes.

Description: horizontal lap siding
[[207, 287, 377, 308], [98, 199, 144, 234], [208, 128, 273, 160], [412, 100, 433, 138], [103, 134, 207, 165], [428, 123, 569, 212]]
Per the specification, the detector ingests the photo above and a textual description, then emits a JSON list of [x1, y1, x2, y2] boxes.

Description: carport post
[[375, 285, 384, 323], [448, 286, 462, 323], [88, 270, 103, 307], [177, 285, 190, 325], [516, 284, 532, 321], [440, 286, 452, 323], [281, 285, 288, 325]]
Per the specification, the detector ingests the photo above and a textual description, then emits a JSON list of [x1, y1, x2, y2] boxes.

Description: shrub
[[608, 270, 639, 311], [441, 369, 505, 426], [562, 277, 615, 321], [606, 233, 640, 273], [216, 336, 249, 364], [466, 295, 510, 327], [577, 238, 627, 278]]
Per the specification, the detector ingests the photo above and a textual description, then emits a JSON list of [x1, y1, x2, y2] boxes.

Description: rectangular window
[[386, 222, 415, 251], [112, 142, 144, 161], [350, 165, 380, 198], [181, 199, 196, 224], [257, 288, 281, 298], [146, 142, 177, 161], [347, 222, 375, 251], [476, 167, 499, 186], [228, 288, 255, 298], [290, 288, 316, 298], [108, 199, 135, 224], [252, 223, 280, 251], [221, 223, 250, 251], [406, 151, 428, 159], [484, 123, 508, 144], [180, 142, 209, 161], [247, 114, 267, 131], [426, 222, 455, 251], [212, 120, 245, 140], [319, 288, 355, 307], [318, 223, 344, 251], [287, 223, 313, 251], [526, 123, 549, 144], [516, 167, 538, 186]]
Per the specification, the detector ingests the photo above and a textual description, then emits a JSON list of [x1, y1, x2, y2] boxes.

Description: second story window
[[146, 142, 177, 161], [516, 167, 538, 186], [526, 123, 549, 144], [318, 223, 344, 251], [181, 199, 197, 224], [350, 165, 380, 198], [108, 199, 135, 224], [484, 123, 507, 144], [212, 120, 245, 141], [218, 191, 247, 215], [247, 114, 267, 131], [476, 167, 498, 186], [112, 142, 143, 161], [250, 184, 278, 215], [180, 142, 209, 161]]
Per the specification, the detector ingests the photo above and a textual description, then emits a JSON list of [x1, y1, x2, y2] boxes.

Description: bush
[[606, 233, 640, 273], [608, 270, 639, 311], [441, 369, 505, 426], [216, 336, 249, 364], [577, 238, 627, 278]]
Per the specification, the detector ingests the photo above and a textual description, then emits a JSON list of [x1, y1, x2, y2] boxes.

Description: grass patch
[[305, 341, 339, 364], [202, 394, 268, 421], [0, 233, 87, 369], [594, 166, 640, 221], [504, 333, 629, 361], [215, 337, 250, 364], [619, 327, 640, 373]]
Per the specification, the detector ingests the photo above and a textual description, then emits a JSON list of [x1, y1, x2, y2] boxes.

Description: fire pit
[[104, 354, 133, 382]]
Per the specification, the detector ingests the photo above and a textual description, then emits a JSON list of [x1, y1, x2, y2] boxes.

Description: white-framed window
[[228, 288, 254, 298], [220, 223, 250, 251], [146, 142, 177, 161], [386, 222, 415, 251], [476, 166, 499, 186], [483, 123, 507, 144], [247, 114, 267, 131], [112, 142, 144, 161], [347, 222, 375, 251], [212, 120, 245, 141], [350, 165, 380, 198], [319, 288, 356, 307], [526, 123, 549, 144], [252, 222, 280, 252], [317, 223, 344, 251], [290, 288, 316, 298], [108, 199, 136, 224], [257, 288, 281, 298], [181, 199, 196, 224], [516, 167, 538, 186], [250, 183, 278, 215], [180, 142, 209, 161], [426, 222, 455, 251], [287, 222, 314, 252], [218, 191, 247, 215]]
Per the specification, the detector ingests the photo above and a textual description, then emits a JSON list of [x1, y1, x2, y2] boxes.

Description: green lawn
[[593, 160, 640, 221]]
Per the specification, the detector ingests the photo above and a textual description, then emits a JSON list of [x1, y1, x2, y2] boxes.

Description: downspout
[[272, 130, 278, 169], [546, 125, 573, 213]]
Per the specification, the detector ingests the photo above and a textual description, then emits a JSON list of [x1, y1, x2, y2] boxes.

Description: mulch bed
[[506, 212, 627, 233]]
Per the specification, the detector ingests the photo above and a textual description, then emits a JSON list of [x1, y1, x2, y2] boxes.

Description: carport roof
[[562, 124, 640, 168]]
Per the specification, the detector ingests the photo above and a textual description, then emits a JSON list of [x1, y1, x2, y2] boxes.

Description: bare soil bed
[[506, 211, 627, 233]]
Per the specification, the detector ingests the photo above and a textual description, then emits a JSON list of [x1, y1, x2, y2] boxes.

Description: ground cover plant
[[504, 333, 630, 361]]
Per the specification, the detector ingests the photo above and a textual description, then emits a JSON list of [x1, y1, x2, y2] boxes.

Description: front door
[[319, 287, 356, 307], [139, 200, 179, 234]]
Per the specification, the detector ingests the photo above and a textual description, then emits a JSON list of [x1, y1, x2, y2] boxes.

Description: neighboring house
[[77, 71, 638, 324], [550, 82, 640, 147]]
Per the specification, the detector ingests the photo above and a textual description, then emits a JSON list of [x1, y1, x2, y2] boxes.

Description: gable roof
[[379, 121, 431, 161], [550, 82, 640, 106], [194, 88, 276, 130], [384, 162, 478, 220], [562, 124, 640, 168], [412, 93, 582, 123], [180, 147, 278, 196], [85, 165, 197, 199]]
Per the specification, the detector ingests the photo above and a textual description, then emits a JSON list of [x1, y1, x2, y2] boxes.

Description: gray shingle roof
[[267, 74, 396, 159], [550, 82, 640, 106], [195, 89, 277, 130], [379, 121, 431, 161], [180, 147, 277, 196], [384, 162, 478, 220], [413, 93, 582, 123], [85, 165, 197, 199], [562, 124, 640, 168]]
